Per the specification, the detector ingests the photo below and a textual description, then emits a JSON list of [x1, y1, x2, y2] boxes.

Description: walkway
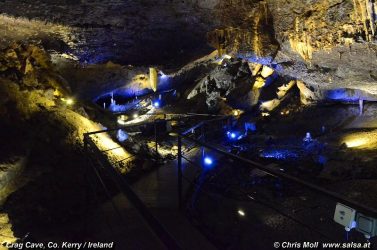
[[87, 147, 216, 249]]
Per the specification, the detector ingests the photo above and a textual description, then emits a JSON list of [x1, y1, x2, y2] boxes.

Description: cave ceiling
[[0, 0, 218, 68], [2, 0, 377, 96]]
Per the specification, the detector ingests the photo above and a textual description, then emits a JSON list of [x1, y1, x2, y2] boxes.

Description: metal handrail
[[177, 134, 377, 218], [82, 115, 231, 248], [84, 135, 182, 250], [85, 114, 230, 137]]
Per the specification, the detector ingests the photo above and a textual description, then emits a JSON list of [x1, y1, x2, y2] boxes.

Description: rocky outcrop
[[0, 43, 71, 95], [206, 0, 377, 103], [0, 0, 217, 68], [53, 57, 151, 101], [0, 44, 73, 121], [187, 58, 252, 110]]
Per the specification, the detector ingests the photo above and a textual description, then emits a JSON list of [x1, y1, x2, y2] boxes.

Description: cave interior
[[1, 0, 377, 249]]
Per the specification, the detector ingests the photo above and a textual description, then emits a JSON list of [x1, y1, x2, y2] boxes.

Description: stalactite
[[366, 0, 375, 36], [286, 0, 377, 61], [289, 31, 314, 60], [352, 0, 376, 41], [207, 1, 277, 58]]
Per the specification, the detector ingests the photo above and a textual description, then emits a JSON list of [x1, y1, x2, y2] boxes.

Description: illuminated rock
[[260, 80, 296, 112], [149, 67, 158, 92], [296, 80, 319, 105], [207, 1, 279, 59], [260, 66, 274, 78], [260, 99, 281, 112], [253, 77, 266, 89], [248, 62, 262, 76], [277, 80, 296, 99], [0, 214, 16, 246], [187, 58, 252, 110]]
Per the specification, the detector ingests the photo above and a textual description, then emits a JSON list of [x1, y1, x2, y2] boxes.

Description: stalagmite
[[359, 99, 364, 115], [149, 67, 158, 92]]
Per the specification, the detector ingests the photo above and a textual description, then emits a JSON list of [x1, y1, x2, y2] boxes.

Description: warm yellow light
[[343, 132, 377, 149], [0, 213, 16, 245], [53, 89, 60, 96], [60, 109, 132, 167], [133, 113, 139, 119], [261, 66, 274, 78], [95, 132, 129, 159], [66, 98, 74, 105], [233, 110, 240, 116], [117, 118, 127, 125], [216, 54, 232, 65], [60, 97, 74, 105], [345, 138, 369, 148], [238, 209, 246, 217]]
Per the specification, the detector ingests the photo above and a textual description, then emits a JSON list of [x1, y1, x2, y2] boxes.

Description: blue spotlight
[[230, 132, 236, 139], [227, 131, 241, 140], [204, 156, 213, 166], [159, 72, 168, 79], [153, 100, 160, 108]]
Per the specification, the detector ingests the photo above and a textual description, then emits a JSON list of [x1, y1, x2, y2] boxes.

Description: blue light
[[160, 72, 168, 79], [325, 88, 359, 102], [259, 149, 299, 160], [153, 100, 160, 108], [204, 156, 213, 166], [117, 129, 129, 142], [227, 131, 242, 140]]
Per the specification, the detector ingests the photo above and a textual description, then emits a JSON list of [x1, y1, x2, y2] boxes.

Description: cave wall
[[2, 0, 377, 101], [210, 0, 377, 100], [0, 0, 218, 68]]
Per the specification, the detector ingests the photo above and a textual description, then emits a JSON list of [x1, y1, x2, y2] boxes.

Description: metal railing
[[82, 114, 232, 249], [84, 134, 182, 249], [177, 134, 377, 219], [83, 112, 377, 247]]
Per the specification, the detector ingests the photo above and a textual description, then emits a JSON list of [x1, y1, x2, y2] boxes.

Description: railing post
[[201, 123, 205, 159], [83, 133, 89, 236], [154, 120, 158, 158], [177, 135, 182, 210]]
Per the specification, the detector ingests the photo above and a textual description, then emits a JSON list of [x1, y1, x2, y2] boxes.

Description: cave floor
[[2, 96, 377, 249], [86, 148, 217, 250], [119, 102, 377, 249]]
